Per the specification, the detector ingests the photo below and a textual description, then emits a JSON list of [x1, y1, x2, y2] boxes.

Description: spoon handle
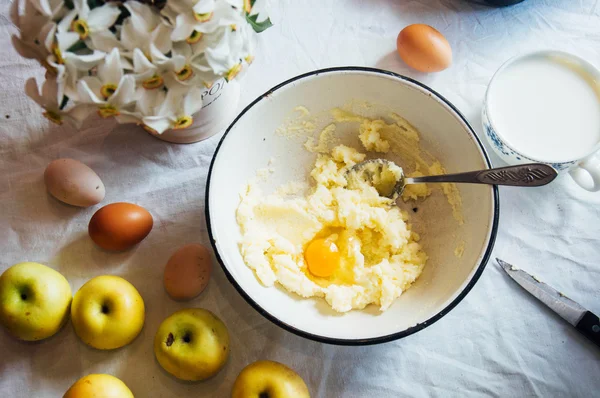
[[408, 163, 557, 187]]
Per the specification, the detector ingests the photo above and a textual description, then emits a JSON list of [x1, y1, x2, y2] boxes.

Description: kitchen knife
[[497, 258, 600, 349]]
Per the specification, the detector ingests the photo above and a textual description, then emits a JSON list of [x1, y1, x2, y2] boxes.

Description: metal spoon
[[347, 159, 558, 198]]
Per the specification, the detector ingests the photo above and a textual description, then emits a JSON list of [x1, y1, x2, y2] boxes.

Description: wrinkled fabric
[[1, 0, 600, 396]]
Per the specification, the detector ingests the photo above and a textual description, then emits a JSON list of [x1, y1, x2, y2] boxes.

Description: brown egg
[[44, 159, 105, 207], [396, 24, 452, 73], [164, 244, 212, 301], [88, 203, 153, 251]]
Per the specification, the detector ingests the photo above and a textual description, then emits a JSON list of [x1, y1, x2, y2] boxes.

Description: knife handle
[[575, 311, 600, 348]]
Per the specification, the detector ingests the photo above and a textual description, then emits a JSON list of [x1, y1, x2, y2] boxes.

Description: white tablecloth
[[2, 0, 600, 396]]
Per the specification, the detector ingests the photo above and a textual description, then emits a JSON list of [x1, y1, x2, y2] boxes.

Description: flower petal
[[87, 3, 121, 32], [190, 54, 219, 83], [170, 54, 187, 74], [123, 1, 159, 34], [183, 85, 204, 116], [108, 76, 135, 107], [77, 78, 104, 104], [142, 116, 173, 134], [52, 2, 68, 22], [193, 2, 243, 34], [159, 3, 178, 25], [133, 48, 156, 74], [163, 0, 196, 15], [41, 76, 62, 106], [152, 23, 173, 55], [44, 23, 58, 52], [64, 50, 106, 70], [56, 30, 80, 54], [29, 0, 53, 18], [158, 88, 182, 117], [20, 0, 50, 35], [73, 0, 90, 19], [136, 87, 166, 115], [25, 78, 44, 108], [115, 110, 142, 125], [58, 9, 77, 33], [162, 73, 188, 93], [87, 30, 123, 53], [60, 63, 80, 100], [11, 36, 44, 60], [119, 18, 139, 52], [98, 48, 123, 85], [149, 43, 171, 66], [192, 0, 215, 15], [173, 42, 193, 60], [171, 13, 196, 42]]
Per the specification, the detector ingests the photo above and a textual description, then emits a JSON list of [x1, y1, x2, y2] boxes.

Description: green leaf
[[65, 0, 74, 9], [250, 0, 256, 6], [59, 96, 68, 110], [245, 13, 272, 33], [67, 41, 88, 52]]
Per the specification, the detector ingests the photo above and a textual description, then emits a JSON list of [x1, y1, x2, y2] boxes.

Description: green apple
[[231, 360, 311, 398], [71, 275, 145, 350], [0, 262, 72, 341], [154, 308, 229, 381]]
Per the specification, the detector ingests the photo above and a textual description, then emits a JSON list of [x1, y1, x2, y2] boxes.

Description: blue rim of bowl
[[205, 66, 500, 346]]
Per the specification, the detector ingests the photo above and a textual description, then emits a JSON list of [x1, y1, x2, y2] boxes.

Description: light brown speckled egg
[[44, 158, 105, 207], [164, 244, 212, 301]]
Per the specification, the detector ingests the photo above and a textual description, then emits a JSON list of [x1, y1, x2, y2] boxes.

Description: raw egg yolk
[[305, 238, 340, 278]]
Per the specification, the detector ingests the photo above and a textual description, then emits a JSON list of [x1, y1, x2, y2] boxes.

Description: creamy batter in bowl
[[206, 67, 499, 345]]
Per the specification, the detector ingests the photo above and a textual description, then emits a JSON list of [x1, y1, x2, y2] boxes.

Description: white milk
[[487, 53, 600, 162]]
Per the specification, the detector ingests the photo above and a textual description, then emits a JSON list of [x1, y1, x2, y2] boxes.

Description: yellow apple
[[154, 308, 229, 381], [63, 374, 133, 398], [0, 262, 72, 341], [71, 275, 144, 350], [231, 360, 311, 398]]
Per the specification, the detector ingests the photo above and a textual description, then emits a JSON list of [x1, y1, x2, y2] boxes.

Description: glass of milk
[[483, 50, 600, 191]]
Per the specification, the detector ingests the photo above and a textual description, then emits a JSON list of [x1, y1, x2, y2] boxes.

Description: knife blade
[[497, 258, 600, 349]]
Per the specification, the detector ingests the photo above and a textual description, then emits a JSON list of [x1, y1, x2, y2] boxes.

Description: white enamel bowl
[[206, 67, 499, 345]]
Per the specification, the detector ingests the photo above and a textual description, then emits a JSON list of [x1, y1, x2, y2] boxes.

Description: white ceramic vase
[[145, 78, 241, 144]]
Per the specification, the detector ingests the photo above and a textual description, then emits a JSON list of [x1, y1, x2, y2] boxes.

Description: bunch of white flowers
[[11, 0, 271, 134]]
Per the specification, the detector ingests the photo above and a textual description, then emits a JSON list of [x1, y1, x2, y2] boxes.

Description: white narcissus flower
[[203, 27, 245, 81], [133, 86, 167, 133], [239, 21, 256, 63], [77, 48, 127, 104], [142, 85, 204, 134], [29, 0, 67, 20], [25, 76, 91, 127], [13, 0, 271, 130], [46, 27, 106, 99], [164, 0, 244, 42], [76, 49, 136, 119], [151, 41, 217, 86], [76, 47, 137, 120], [132, 49, 169, 90], [58, 0, 121, 51], [136, 86, 166, 117], [120, 2, 172, 58], [10, 0, 55, 62], [77, 73, 137, 119]]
